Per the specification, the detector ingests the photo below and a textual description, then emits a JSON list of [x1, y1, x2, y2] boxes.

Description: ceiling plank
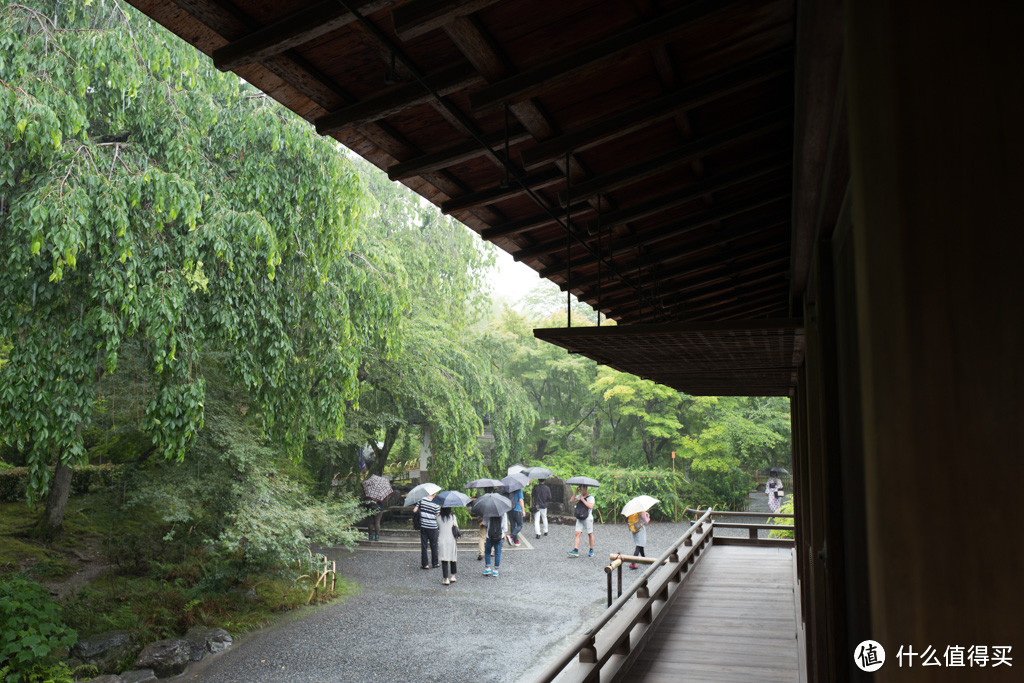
[[479, 202, 593, 241], [315, 63, 483, 135], [393, 0, 502, 41], [469, 0, 742, 112], [519, 48, 792, 169], [212, 0, 395, 71]]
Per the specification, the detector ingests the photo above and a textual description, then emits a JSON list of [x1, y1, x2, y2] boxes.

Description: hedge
[[0, 464, 125, 502]]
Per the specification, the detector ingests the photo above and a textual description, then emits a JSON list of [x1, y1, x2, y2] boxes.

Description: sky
[[486, 247, 549, 305]]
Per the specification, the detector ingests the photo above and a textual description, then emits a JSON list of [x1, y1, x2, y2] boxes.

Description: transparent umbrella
[[522, 467, 554, 480], [403, 482, 442, 506]]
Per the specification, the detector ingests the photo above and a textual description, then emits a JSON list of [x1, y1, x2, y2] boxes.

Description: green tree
[[0, 1, 399, 533], [592, 367, 685, 466]]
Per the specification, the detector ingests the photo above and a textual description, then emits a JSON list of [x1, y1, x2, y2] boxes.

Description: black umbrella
[[766, 466, 790, 476], [472, 492, 513, 517], [565, 475, 600, 488]]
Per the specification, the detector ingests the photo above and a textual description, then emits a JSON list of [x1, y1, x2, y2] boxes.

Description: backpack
[[486, 516, 503, 540], [574, 498, 590, 520], [412, 508, 421, 530], [627, 513, 642, 533]]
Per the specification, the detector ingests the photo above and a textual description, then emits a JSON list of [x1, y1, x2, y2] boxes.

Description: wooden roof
[[127, 0, 826, 396]]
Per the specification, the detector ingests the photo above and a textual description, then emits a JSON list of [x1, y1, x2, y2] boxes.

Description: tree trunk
[[369, 424, 402, 476], [37, 463, 73, 539], [591, 417, 601, 459]]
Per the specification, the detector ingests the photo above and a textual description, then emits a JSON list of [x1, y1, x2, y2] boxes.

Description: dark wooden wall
[[843, 0, 1024, 679]]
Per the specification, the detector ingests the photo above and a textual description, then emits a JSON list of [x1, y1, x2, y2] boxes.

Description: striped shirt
[[416, 498, 440, 529]]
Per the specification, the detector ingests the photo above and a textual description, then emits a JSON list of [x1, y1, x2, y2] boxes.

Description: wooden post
[[580, 636, 597, 663]]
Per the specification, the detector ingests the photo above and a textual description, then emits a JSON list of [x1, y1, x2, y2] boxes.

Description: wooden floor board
[[628, 544, 801, 681]]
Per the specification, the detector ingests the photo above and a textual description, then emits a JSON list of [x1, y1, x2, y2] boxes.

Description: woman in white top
[[436, 507, 460, 585]]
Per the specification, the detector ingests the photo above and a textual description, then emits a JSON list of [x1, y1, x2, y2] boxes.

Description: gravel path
[[184, 492, 788, 682], [184, 520, 698, 683]]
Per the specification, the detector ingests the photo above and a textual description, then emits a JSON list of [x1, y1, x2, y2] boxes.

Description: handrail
[[686, 507, 795, 545], [536, 507, 714, 682], [685, 507, 793, 518]]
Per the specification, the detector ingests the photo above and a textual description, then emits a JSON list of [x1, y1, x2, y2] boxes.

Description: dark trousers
[[633, 545, 646, 557], [367, 512, 382, 537], [509, 510, 523, 541], [442, 560, 457, 579], [420, 528, 438, 567]]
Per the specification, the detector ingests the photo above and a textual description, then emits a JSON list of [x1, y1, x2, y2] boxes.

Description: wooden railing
[[536, 508, 714, 682], [685, 507, 795, 547]]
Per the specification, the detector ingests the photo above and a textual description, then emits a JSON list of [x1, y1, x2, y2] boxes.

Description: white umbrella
[[403, 482, 441, 506], [621, 495, 660, 517]]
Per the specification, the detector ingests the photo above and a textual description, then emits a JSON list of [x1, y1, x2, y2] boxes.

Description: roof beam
[[392, 0, 501, 41], [537, 197, 789, 278], [519, 48, 793, 169], [440, 167, 563, 213], [212, 0, 395, 71], [314, 63, 482, 135], [387, 125, 531, 180], [557, 109, 789, 205], [479, 202, 593, 242], [469, 0, 740, 113]]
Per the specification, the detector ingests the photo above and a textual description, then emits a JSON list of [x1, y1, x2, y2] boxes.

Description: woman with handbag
[[437, 507, 460, 585]]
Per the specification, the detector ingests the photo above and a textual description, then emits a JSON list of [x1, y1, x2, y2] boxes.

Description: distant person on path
[[483, 512, 508, 577], [361, 495, 383, 541], [508, 486, 525, 546], [413, 492, 440, 569], [471, 486, 495, 561], [626, 510, 651, 569], [766, 475, 784, 513], [532, 478, 551, 539], [436, 507, 459, 585], [567, 485, 595, 558]]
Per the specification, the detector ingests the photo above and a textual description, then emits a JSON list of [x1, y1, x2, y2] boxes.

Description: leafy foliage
[[0, 1, 398, 510], [0, 574, 77, 682]]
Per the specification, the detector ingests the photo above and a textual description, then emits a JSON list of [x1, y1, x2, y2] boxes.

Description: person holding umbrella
[[532, 478, 552, 539], [473, 492, 512, 577], [433, 491, 469, 586], [621, 495, 658, 569], [765, 467, 786, 513], [412, 489, 441, 570], [567, 482, 596, 558], [467, 479, 502, 561]]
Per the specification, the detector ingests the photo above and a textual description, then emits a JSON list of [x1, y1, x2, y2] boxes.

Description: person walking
[[532, 478, 551, 539], [413, 491, 440, 569], [471, 486, 495, 561], [483, 512, 508, 577], [508, 486, 525, 546], [568, 484, 595, 558], [361, 495, 383, 541], [766, 474, 784, 513], [626, 510, 651, 569], [436, 507, 459, 585]]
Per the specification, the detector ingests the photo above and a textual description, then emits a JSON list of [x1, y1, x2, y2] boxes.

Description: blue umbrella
[[434, 490, 471, 508]]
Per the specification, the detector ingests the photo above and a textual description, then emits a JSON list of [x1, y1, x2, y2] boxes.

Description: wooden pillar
[[846, 1, 1024, 677]]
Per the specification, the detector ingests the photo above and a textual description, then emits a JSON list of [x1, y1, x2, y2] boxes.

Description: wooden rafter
[[387, 125, 531, 180], [392, 0, 502, 41]]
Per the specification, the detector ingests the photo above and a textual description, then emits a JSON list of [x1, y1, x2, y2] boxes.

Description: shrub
[[0, 465, 125, 503], [769, 497, 795, 539], [0, 575, 77, 682]]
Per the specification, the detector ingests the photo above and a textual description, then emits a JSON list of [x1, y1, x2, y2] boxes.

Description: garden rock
[[185, 626, 233, 661], [133, 638, 190, 678], [70, 629, 138, 674], [119, 670, 157, 683], [82, 676, 123, 683]]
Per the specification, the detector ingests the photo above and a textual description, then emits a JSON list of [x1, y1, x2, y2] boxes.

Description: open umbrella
[[434, 490, 471, 508], [472, 492, 513, 517], [361, 475, 393, 502], [621, 495, 660, 517], [522, 467, 554, 480], [465, 478, 504, 489], [566, 475, 600, 488], [499, 472, 530, 492], [766, 466, 790, 476], [403, 482, 442, 506], [507, 463, 528, 476]]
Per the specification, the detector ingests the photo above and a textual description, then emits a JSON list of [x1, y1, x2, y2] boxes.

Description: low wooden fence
[[537, 508, 714, 682], [687, 507, 794, 546]]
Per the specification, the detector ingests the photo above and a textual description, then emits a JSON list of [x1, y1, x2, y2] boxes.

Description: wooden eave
[[126, 0, 833, 396]]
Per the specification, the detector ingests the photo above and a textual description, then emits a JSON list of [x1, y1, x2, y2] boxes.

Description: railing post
[[749, 526, 758, 541], [580, 635, 597, 663], [617, 561, 623, 599], [606, 570, 613, 607], [638, 578, 649, 599]]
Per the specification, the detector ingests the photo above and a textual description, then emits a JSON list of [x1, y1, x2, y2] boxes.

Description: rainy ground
[[182, 490, 785, 682]]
